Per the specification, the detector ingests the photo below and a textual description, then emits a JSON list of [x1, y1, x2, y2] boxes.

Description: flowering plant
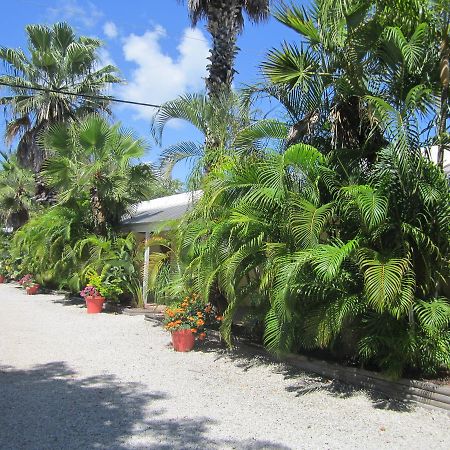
[[18, 274, 34, 287], [164, 293, 222, 339], [80, 285, 100, 299]]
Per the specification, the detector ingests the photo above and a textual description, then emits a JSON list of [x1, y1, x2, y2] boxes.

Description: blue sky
[[0, 0, 300, 182]]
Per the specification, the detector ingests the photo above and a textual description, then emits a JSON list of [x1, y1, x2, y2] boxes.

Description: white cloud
[[118, 26, 209, 121], [46, 0, 103, 28], [103, 21, 118, 39], [97, 48, 116, 68]]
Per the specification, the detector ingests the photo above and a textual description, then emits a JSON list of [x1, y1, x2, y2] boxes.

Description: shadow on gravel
[[51, 295, 85, 307], [196, 339, 413, 414], [0, 361, 290, 449]]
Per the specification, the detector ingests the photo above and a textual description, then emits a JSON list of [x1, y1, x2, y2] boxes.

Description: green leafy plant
[[84, 269, 123, 302]]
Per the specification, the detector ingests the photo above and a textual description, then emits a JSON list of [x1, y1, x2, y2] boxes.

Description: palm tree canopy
[[186, 0, 270, 28], [0, 23, 121, 170], [41, 115, 155, 231], [151, 91, 256, 187]]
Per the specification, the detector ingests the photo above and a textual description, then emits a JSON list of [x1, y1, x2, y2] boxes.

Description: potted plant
[[18, 273, 32, 286], [164, 293, 219, 352], [23, 275, 39, 295], [80, 270, 123, 314]]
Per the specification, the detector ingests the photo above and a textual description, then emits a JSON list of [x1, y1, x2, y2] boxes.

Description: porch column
[[142, 231, 150, 307]]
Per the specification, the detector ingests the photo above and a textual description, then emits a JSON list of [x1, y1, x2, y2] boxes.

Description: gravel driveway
[[0, 284, 449, 450]]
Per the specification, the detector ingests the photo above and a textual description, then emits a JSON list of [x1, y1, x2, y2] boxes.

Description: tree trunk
[[17, 125, 47, 173], [6, 208, 29, 231], [437, 27, 449, 169], [90, 187, 107, 235], [205, 0, 242, 99]]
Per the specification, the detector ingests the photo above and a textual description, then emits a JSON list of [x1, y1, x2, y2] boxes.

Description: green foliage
[[0, 22, 121, 171], [9, 205, 141, 300], [84, 268, 123, 302], [151, 91, 255, 188], [0, 154, 36, 229], [176, 138, 450, 375], [42, 115, 156, 232], [11, 206, 86, 287]]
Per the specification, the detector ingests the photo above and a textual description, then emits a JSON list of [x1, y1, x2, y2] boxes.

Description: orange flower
[[198, 332, 206, 341], [188, 316, 195, 321], [196, 319, 204, 326], [175, 320, 182, 324], [167, 310, 174, 317], [191, 328, 197, 333], [204, 305, 212, 313], [216, 315, 223, 321], [196, 312, 203, 317]]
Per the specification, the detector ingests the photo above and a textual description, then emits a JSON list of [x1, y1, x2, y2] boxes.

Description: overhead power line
[[0, 81, 162, 109]]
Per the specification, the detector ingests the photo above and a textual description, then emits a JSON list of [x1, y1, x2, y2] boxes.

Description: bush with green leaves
[[11, 206, 86, 288], [10, 205, 142, 298], [178, 141, 450, 377]]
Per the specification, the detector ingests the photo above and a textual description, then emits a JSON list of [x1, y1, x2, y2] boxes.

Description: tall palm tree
[[181, 0, 270, 97], [0, 23, 121, 172], [41, 115, 155, 234]]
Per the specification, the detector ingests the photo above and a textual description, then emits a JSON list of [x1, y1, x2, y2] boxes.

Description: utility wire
[[0, 81, 162, 109]]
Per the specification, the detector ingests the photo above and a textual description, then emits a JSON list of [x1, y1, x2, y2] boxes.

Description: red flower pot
[[0, 275, 5, 283], [26, 284, 39, 295], [171, 329, 195, 352], [85, 296, 106, 314]]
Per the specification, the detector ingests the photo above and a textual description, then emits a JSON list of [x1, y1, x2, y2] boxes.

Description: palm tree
[[0, 153, 36, 230], [151, 91, 256, 186], [41, 115, 155, 234], [172, 1, 450, 376], [178, 137, 450, 375], [259, 0, 440, 161], [0, 23, 121, 172], [181, 0, 270, 97]]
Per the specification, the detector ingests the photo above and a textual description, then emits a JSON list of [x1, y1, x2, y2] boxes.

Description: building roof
[[120, 190, 202, 233]]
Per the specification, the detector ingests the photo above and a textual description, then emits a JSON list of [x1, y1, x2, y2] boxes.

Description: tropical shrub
[[178, 140, 450, 376], [11, 206, 87, 288], [10, 204, 142, 298]]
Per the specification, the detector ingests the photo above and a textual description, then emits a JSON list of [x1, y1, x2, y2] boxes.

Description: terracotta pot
[[85, 296, 106, 314], [171, 329, 195, 352], [26, 284, 39, 295], [0, 275, 5, 283]]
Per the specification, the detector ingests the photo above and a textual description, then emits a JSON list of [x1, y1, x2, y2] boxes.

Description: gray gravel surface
[[0, 284, 449, 450]]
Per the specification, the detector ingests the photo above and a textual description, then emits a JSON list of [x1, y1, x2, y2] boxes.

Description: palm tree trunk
[[90, 187, 107, 235], [17, 125, 47, 173], [205, 0, 242, 98], [437, 25, 449, 168]]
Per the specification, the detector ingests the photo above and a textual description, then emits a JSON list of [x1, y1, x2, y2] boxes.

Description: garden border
[[281, 352, 450, 414]]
